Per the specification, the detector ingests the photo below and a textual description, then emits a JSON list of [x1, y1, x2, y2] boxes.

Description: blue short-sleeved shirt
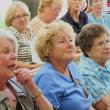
[[34, 62, 92, 110], [78, 55, 110, 104]]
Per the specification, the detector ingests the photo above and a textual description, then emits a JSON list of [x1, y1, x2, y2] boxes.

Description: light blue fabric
[[34, 62, 92, 110], [88, 13, 110, 30], [78, 55, 110, 104]]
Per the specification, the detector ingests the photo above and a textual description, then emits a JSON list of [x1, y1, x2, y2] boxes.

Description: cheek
[[0, 57, 8, 67], [50, 12, 55, 18], [92, 49, 103, 58], [24, 19, 29, 23]]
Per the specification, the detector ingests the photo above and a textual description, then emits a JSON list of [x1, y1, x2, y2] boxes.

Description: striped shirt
[[8, 26, 35, 63]]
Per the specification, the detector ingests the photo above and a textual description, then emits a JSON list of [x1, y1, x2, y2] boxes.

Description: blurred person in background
[[30, 0, 62, 35], [13, 0, 40, 18], [5, 1, 41, 69], [88, 0, 110, 30], [61, 0, 88, 35]]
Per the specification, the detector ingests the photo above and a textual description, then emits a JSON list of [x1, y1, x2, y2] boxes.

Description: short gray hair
[[0, 29, 18, 53]]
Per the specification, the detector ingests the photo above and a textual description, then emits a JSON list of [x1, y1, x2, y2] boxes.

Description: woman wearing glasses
[[5, 1, 40, 69], [78, 24, 110, 110], [30, 0, 62, 35]]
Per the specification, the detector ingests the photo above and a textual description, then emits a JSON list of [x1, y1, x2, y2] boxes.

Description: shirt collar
[[80, 55, 109, 75], [0, 91, 7, 102]]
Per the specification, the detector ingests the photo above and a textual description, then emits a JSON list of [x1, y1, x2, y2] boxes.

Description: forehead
[[51, 2, 61, 8], [55, 29, 72, 39], [93, 33, 109, 42], [92, 0, 102, 3], [0, 38, 14, 48], [68, 0, 82, 3], [14, 6, 27, 15]]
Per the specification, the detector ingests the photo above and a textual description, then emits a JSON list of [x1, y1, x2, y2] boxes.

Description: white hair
[[0, 29, 18, 53]]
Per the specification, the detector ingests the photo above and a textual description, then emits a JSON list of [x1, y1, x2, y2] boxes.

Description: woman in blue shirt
[[78, 24, 110, 110], [34, 20, 93, 110]]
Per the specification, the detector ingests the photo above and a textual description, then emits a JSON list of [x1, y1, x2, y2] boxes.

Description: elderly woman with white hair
[[0, 29, 53, 110]]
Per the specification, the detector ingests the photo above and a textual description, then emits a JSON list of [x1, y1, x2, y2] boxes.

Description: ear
[[86, 50, 91, 57]]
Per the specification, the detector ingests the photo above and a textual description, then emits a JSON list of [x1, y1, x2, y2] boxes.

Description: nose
[[66, 41, 74, 48], [20, 16, 25, 21], [104, 43, 110, 51], [10, 52, 17, 60]]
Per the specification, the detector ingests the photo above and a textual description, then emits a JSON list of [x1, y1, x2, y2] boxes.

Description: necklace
[[69, 72, 89, 98]]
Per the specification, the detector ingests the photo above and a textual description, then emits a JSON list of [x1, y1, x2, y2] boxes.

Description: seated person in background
[[78, 24, 110, 110], [34, 20, 94, 110], [5, 1, 41, 69], [61, 0, 88, 35], [61, 0, 87, 58], [0, 29, 53, 110], [30, 0, 62, 35], [87, 0, 110, 30]]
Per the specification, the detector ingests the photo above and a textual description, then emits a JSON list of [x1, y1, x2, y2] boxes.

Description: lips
[[8, 64, 16, 70], [104, 50, 110, 54], [66, 50, 74, 53]]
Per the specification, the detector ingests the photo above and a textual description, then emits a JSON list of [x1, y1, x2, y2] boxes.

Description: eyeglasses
[[93, 39, 110, 47], [12, 13, 29, 20]]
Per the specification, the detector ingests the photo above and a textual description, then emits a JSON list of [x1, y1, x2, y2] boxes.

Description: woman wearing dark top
[[61, 0, 88, 34]]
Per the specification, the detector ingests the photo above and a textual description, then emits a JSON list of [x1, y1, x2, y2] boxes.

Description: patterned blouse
[[8, 26, 35, 63], [78, 55, 110, 104]]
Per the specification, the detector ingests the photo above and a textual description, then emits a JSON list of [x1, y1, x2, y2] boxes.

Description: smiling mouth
[[104, 50, 110, 54], [66, 50, 74, 53]]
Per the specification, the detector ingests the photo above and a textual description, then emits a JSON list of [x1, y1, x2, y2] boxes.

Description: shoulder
[[30, 16, 38, 25], [103, 13, 110, 21], [34, 63, 56, 83], [78, 55, 95, 74], [61, 12, 71, 21], [9, 78, 36, 110], [80, 11, 87, 16], [87, 13, 94, 20], [80, 11, 88, 18], [0, 92, 12, 110]]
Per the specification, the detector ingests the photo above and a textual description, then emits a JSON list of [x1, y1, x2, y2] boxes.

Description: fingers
[[14, 68, 32, 85]]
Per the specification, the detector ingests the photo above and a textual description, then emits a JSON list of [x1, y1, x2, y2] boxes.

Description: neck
[[69, 10, 80, 22], [15, 27, 26, 33], [93, 12, 103, 19], [91, 57, 105, 67], [97, 61, 105, 67], [0, 80, 7, 90], [50, 59, 70, 75], [38, 14, 51, 24]]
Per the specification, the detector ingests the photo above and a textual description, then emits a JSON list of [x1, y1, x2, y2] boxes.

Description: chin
[[8, 73, 14, 78], [105, 57, 110, 61], [66, 57, 74, 62]]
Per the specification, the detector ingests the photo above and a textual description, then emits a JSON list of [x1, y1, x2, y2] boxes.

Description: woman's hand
[[89, 106, 96, 110], [14, 68, 36, 91], [14, 68, 54, 110], [93, 94, 110, 110]]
